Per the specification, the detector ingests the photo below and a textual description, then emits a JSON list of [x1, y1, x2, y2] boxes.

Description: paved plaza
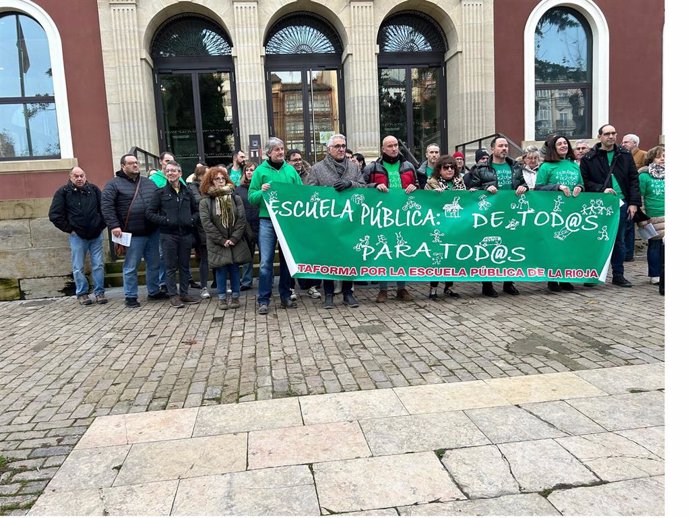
[[0, 257, 666, 515]]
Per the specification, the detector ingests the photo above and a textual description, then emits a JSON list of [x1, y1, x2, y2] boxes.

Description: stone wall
[[0, 199, 79, 300]]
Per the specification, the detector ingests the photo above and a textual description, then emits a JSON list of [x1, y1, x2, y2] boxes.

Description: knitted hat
[[475, 148, 490, 162], [453, 151, 465, 160]]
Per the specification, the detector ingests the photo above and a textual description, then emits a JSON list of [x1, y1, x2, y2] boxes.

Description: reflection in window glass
[[534, 7, 592, 139], [0, 13, 59, 159]]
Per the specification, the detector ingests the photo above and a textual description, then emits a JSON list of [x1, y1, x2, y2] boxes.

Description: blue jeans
[[611, 202, 628, 277], [625, 219, 635, 259], [258, 218, 291, 306], [123, 230, 161, 298], [69, 233, 105, 296], [647, 239, 663, 277], [216, 264, 240, 300], [379, 281, 406, 290]]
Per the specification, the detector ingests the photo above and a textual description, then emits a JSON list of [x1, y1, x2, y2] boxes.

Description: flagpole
[[16, 15, 33, 156]]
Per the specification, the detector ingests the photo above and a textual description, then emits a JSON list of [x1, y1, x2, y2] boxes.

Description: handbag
[[113, 177, 142, 258]]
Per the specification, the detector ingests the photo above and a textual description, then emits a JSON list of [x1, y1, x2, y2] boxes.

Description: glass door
[[378, 65, 443, 160], [157, 70, 237, 174], [268, 68, 341, 164]]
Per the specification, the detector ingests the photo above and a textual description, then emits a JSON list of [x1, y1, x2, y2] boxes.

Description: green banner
[[264, 185, 620, 283]]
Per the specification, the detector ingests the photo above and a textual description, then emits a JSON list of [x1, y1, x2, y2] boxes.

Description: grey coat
[[307, 155, 365, 187], [199, 192, 252, 268]]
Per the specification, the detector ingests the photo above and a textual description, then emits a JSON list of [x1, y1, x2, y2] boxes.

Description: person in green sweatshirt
[[248, 137, 303, 314], [535, 133, 584, 292]]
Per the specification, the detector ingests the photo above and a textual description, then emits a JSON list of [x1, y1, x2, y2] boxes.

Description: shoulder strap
[[122, 176, 142, 232]]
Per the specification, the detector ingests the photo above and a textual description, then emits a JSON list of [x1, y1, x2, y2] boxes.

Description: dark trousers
[[323, 280, 353, 296], [611, 203, 628, 277], [161, 233, 194, 296], [625, 218, 635, 259]]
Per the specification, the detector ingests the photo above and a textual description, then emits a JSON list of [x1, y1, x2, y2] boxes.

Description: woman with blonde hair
[[199, 166, 252, 310]]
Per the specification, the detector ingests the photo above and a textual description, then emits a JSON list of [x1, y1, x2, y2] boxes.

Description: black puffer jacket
[[467, 156, 527, 191], [101, 170, 158, 236], [49, 181, 106, 240], [146, 182, 198, 235], [235, 184, 259, 241], [580, 143, 641, 206]]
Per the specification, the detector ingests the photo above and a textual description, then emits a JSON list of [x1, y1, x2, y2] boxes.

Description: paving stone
[[566, 391, 665, 431], [359, 411, 490, 455], [299, 388, 408, 425], [464, 405, 567, 443], [194, 397, 302, 436], [441, 445, 520, 498], [616, 426, 665, 458], [556, 431, 664, 482], [483, 371, 606, 404], [393, 381, 509, 414], [397, 493, 558, 515], [314, 452, 463, 513], [44, 445, 130, 492], [28, 480, 178, 516], [172, 465, 319, 515], [248, 421, 370, 470], [575, 363, 665, 394], [547, 476, 664, 516], [497, 439, 599, 492], [113, 433, 246, 486], [520, 400, 607, 435]]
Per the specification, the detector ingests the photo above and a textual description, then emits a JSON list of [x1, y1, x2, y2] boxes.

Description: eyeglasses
[[602, 131, 617, 136], [441, 164, 455, 170], [213, 177, 226, 182], [331, 144, 347, 149], [575, 147, 589, 150], [289, 158, 302, 162]]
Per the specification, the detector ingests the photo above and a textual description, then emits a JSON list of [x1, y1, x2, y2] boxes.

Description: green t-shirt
[[493, 162, 513, 190], [639, 172, 665, 217], [535, 160, 583, 190], [229, 168, 242, 186], [426, 165, 433, 178], [383, 161, 403, 189]]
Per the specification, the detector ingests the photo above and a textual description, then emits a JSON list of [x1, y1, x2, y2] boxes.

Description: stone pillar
[[233, 1, 269, 152], [106, 0, 155, 158], [459, 0, 495, 140], [344, 1, 380, 158]]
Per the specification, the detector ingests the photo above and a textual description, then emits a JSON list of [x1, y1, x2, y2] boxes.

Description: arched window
[[534, 7, 593, 140], [0, 12, 59, 159], [264, 14, 344, 163], [377, 12, 447, 159], [152, 15, 238, 172]]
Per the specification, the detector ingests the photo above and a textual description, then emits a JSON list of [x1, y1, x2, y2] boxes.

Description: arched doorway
[[264, 13, 345, 164], [152, 15, 239, 173], [377, 12, 447, 159]]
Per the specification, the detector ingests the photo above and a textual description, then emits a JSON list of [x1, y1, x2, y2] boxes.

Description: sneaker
[[650, 277, 660, 285], [612, 276, 632, 287], [258, 304, 269, 315], [428, 288, 438, 300], [94, 293, 108, 304], [560, 282, 575, 291], [375, 290, 388, 303], [240, 285, 252, 291], [200, 287, 211, 299], [147, 291, 168, 300], [547, 281, 562, 292], [343, 293, 360, 308], [503, 282, 520, 296], [180, 294, 201, 304], [218, 298, 229, 310], [229, 298, 241, 309], [307, 286, 322, 299], [77, 294, 92, 306], [444, 287, 460, 299], [396, 288, 413, 301], [170, 296, 184, 308], [189, 280, 202, 289], [482, 283, 499, 298], [125, 297, 140, 308], [290, 288, 298, 301], [323, 293, 335, 309], [281, 298, 297, 309], [159, 285, 168, 295]]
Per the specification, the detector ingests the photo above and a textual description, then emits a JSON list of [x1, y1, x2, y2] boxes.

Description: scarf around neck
[[648, 163, 665, 180], [207, 186, 236, 229]]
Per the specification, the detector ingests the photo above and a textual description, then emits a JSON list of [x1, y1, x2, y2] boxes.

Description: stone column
[[233, 1, 268, 152], [344, 1, 380, 158], [106, 0, 155, 157], [459, 0, 495, 140]]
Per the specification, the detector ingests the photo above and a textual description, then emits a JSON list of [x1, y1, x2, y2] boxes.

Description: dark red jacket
[[363, 156, 418, 189]]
